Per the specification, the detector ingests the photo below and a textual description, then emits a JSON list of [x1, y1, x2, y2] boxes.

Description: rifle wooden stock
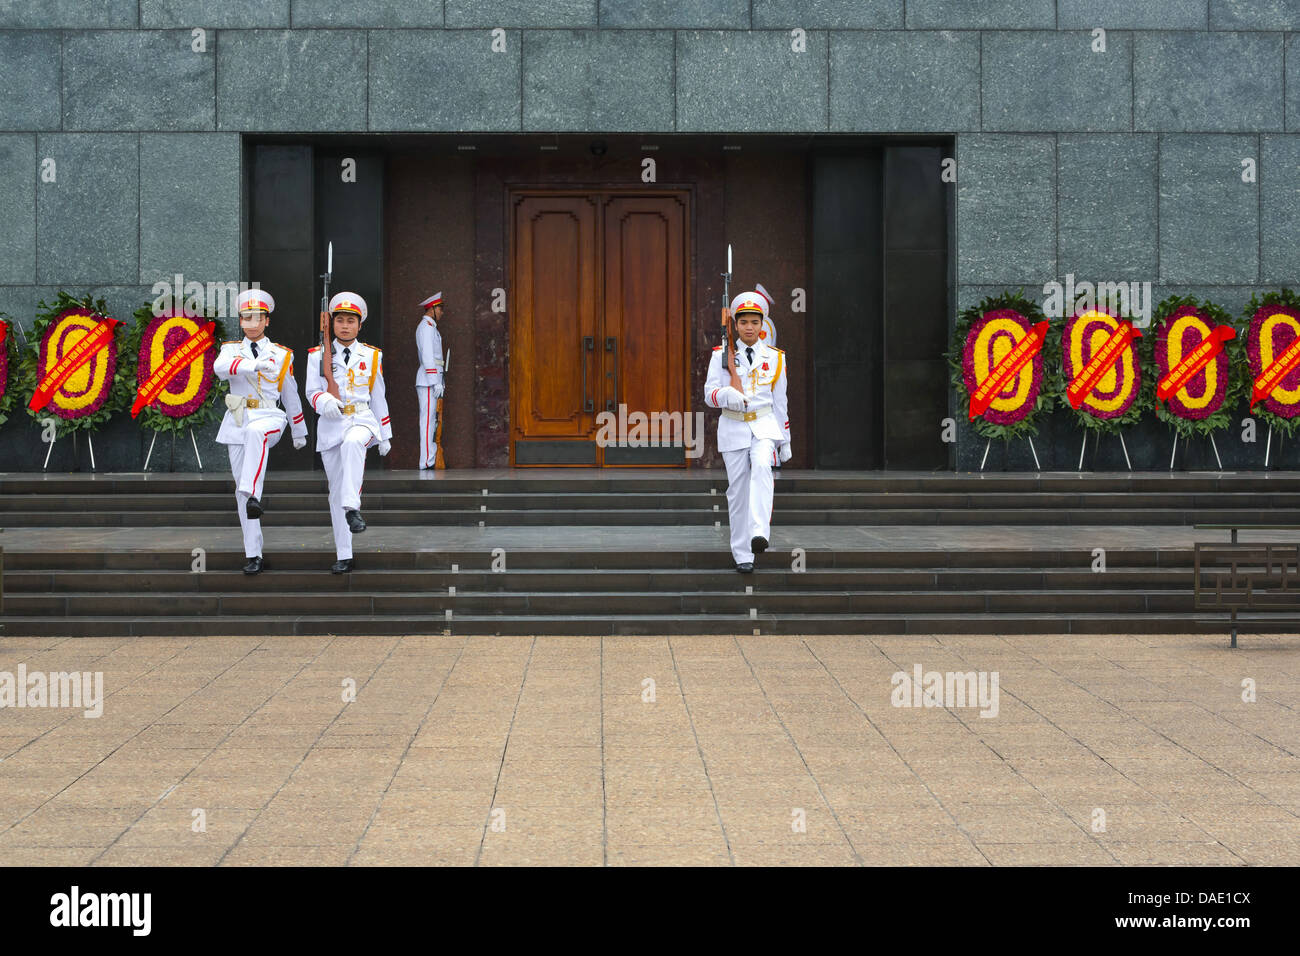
[[318, 309, 341, 400], [434, 396, 445, 469], [722, 307, 743, 392]]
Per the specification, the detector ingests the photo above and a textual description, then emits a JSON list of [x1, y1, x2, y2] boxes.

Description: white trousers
[[227, 421, 285, 558], [320, 425, 376, 560], [416, 385, 439, 468], [721, 437, 777, 564]]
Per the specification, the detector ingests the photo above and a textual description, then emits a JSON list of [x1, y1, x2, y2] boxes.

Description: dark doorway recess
[[246, 134, 953, 471]]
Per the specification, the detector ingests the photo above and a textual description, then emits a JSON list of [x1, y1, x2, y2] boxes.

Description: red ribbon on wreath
[[1067, 321, 1142, 409], [968, 321, 1049, 419]]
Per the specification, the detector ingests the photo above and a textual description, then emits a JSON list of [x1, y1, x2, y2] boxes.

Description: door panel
[[512, 194, 599, 443], [602, 195, 688, 464]]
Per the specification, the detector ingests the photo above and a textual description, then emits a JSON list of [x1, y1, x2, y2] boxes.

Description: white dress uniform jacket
[[305, 340, 392, 451], [703, 339, 790, 451], [415, 315, 444, 388], [214, 337, 308, 445]]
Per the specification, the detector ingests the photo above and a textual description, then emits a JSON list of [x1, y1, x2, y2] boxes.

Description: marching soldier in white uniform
[[704, 290, 791, 572], [306, 291, 392, 574], [415, 291, 445, 469], [214, 288, 308, 574]]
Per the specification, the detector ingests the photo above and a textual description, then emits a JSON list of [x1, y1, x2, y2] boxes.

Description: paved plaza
[[1, 633, 1297, 866]]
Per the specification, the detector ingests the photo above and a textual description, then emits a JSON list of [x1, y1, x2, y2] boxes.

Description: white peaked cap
[[754, 283, 774, 308], [328, 291, 368, 322], [420, 292, 443, 309], [236, 288, 275, 314], [730, 290, 768, 320]]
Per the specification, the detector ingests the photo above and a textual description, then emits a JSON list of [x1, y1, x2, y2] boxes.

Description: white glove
[[778, 442, 793, 463], [254, 356, 279, 375], [378, 440, 391, 457], [317, 394, 343, 420], [432, 382, 445, 399], [293, 436, 306, 450], [721, 387, 748, 411]]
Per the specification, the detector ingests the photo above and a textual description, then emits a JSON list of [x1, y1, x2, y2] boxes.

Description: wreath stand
[[43, 429, 96, 472], [1263, 424, 1288, 469], [1169, 431, 1224, 471], [979, 436, 1041, 472], [143, 428, 204, 472], [1078, 430, 1133, 471]]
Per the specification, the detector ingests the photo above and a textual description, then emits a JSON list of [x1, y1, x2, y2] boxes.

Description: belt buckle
[[342, 403, 356, 415], [245, 398, 260, 409], [743, 410, 757, 422]]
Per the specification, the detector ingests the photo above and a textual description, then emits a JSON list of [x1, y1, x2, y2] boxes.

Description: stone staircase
[[0, 471, 1294, 637]]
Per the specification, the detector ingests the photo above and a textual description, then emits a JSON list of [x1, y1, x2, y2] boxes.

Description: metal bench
[[1194, 524, 1300, 648]]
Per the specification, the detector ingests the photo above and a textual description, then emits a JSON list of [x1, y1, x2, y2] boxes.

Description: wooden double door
[[510, 190, 690, 466]]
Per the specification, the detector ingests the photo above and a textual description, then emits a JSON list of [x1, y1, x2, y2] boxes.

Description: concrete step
[[1, 567, 1193, 593], [2, 471, 1297, 494], [0, 610, 1257, 638], [2, 507, 1295, 527], [1, 548, 1195, 572], [2, 490, 1296, 512], [1, 588, 1198, 618]]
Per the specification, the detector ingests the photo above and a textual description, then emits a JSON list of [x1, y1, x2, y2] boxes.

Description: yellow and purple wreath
[[947, 290, 1061, 441], [125, 301, 228, 434], [18, 292, 134, 436], [1245, 290, 1300, 438], [0, 311, 17, 427], [1150, 296, 1244, 439], [1061, 305, 1151, 434]]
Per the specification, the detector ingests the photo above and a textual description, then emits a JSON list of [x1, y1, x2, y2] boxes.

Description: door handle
[[581, 335, 594, 412], [605, 336, 618, 412]]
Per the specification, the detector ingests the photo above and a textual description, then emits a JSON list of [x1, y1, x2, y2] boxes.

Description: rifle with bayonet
[[721, 243, 743, 394], [317, 241, 341, 400]]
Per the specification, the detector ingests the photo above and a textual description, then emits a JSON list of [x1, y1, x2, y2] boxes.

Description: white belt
[[721, 405, 772, 423], [340, 400, 370, 416], [225, 393, 279, 427]]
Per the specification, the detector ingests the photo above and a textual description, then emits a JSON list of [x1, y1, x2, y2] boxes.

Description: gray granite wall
[[1, 1, 1298, 470]]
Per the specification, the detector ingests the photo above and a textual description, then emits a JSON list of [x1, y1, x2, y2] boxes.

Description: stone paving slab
[[0, 633, 1296, 866]]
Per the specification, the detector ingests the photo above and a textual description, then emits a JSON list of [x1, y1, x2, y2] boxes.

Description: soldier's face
[[240, 311, 269, 339], [735, 313, 762, 345], [332, 312, 361, 341]]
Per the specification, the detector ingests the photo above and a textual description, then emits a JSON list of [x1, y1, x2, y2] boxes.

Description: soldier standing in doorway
[[416, 291, 445, 469]]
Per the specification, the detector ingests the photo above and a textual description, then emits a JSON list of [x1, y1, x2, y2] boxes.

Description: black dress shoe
[[735, 561, 754, 573], [751, 535, 768, 555], [242, 556, 264, 575], [345, 509, 366, 533], [331, 558, 354, 574], [245, 496, 263, 519]]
